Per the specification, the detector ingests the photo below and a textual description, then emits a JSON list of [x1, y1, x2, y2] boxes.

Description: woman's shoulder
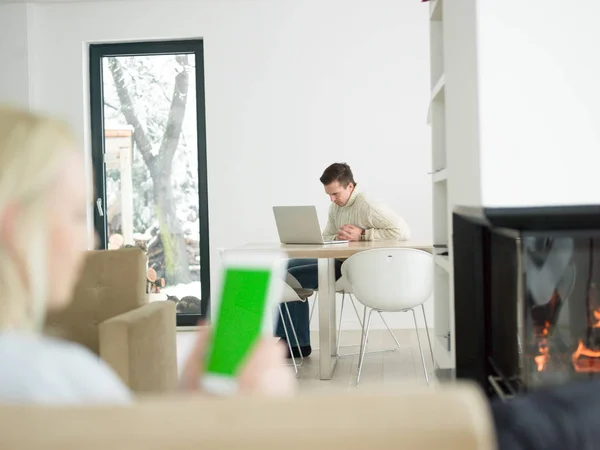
[[0, 331, 96, 367], [0, 332, 131, 404]]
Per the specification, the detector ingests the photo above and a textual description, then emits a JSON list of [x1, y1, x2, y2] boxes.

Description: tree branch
[[107, 57, 156, 172], [158, 54, 190, 168], [104, 100, 120, 111]]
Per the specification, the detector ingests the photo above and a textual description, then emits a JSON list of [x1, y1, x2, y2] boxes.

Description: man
[[276, 162, 411, 357]]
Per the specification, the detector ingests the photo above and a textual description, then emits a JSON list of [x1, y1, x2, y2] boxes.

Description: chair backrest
[[342, 248, 434, 311], [45, 248, 148, 354]]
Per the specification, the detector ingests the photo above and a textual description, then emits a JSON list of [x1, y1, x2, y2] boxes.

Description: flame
[[534, 321, 551, 372], [572, 340, 600, 373], [534, 345, 549, 372], [534, 303, 600, 373]]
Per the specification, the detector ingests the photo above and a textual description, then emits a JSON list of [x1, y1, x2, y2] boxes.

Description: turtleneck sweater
[[322, 186, 411, 241]]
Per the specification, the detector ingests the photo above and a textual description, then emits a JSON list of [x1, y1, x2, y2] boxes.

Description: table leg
[[318, 257, 338, 380]]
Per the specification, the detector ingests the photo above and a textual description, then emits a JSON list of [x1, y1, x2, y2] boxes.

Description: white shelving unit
[[431, 74, 445, 103], [431, 168, 447, 183], [433, 254, 451, 272], [429, 0, 443, 21], [428, 0, 453, 370], [428, 0, 484, 372]]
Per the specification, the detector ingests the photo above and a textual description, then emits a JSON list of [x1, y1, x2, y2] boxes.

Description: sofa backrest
[[45, 248, 148, 354], [0, 384, 496, 450]]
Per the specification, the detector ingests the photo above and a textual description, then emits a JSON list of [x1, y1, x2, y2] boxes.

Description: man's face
[[324, 181, 354, 206]]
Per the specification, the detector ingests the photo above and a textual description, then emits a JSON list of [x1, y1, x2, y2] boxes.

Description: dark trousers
[[492, 379, 600, 449], [275, 258, 343, 346]]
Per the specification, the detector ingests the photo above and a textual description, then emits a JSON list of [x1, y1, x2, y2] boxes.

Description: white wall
[[0, 4, 31, 108], [477, 1, 600, 207], [19, 0, 431, 329]]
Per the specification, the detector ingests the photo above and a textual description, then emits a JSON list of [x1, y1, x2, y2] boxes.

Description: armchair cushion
[[45, 248, 148, 355], [99, 301, 177, 394]]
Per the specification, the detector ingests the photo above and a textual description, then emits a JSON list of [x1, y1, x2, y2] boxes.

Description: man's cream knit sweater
[[322, 187, 411, 241]]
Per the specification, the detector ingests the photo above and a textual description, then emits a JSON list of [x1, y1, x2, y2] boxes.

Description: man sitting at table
[[276, 162, 411, 357]]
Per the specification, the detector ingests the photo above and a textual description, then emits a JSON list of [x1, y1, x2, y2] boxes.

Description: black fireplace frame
[[453, 205, 600, 397]]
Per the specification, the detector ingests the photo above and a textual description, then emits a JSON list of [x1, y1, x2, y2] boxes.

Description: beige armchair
[[45, 248, 178, 394], [0, 383, 495, 449]]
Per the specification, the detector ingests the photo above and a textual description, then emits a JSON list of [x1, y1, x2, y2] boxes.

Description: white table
[[227, 240, 432, 380]]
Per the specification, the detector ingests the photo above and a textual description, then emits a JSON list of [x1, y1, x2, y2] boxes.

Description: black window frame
[[89, 40, 210, 326]]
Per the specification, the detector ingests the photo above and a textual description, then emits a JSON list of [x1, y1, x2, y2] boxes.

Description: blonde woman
[[0, 106, 294, 403]]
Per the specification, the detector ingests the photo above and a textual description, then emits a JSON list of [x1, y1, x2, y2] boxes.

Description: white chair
[[309, 277, 399, 357], [342, 248, 435, 385]]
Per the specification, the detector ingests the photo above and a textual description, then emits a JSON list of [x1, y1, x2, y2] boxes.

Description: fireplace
[[453, 205, 600, 398]]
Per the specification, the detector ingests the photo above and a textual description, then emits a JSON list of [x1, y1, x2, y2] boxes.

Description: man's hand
[[337, 224, 365, 242]]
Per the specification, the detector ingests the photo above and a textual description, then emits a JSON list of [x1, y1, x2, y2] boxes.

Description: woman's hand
[[179, 327, 297, 396]]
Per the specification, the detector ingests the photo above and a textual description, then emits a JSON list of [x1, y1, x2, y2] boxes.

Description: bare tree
[[107, 55, 191, 284]]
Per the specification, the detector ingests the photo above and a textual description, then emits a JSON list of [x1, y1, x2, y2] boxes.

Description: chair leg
[[348, 294, 364, 327], [421, 304, 435, 369], [356, 308, 374, 385], [412, 308, 429, 385], [336, 292, 346, 357], [377, 311, 401, 350], [284, 303, 304, 363], [357, 305, 369, 368], [309, 293, 318, 325], [279, 305, 298, 374], [284, 303, 303, 363]]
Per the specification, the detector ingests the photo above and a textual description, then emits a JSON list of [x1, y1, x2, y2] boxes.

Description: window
[[89, 40, 210, 326]]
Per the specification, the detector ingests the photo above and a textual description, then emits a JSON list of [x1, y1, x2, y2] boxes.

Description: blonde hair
[[0, 106, 77, 331]]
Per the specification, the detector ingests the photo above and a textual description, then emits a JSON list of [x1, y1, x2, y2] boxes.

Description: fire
[[532, 302, 600, 374], [534, 321, 551, 372], [572, 340, 600, 373], [534, 343, 549, 372]]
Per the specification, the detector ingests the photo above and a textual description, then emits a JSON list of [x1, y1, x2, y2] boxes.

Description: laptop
[[273, 206, 349, 245]]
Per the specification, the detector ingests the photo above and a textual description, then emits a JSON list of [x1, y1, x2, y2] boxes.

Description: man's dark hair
[[319, 162, 356, 187]]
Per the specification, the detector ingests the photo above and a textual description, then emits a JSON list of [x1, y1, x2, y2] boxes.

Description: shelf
[[431, 99, 446, 170], [431, 168, 447, 183], [430, 0, 443, 21], [430, 20, 444, 88], [431, 74, 445, 102], [434, 335, 453, 369], [434, 254, 451, 272], [432, 182, 448, 247], [429, 0, 453, 374], [426, 104, 432, 125]]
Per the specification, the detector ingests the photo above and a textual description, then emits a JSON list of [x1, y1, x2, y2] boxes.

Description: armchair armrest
[[99, 301, 177, 394]]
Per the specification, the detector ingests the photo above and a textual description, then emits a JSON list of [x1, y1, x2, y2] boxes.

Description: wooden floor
[[177, 328, 437, 393], [296, 329, 437, 394]]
